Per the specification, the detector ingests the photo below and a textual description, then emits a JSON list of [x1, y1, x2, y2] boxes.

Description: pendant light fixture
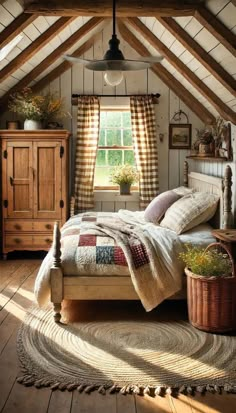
[[64, 0, 163, 87]]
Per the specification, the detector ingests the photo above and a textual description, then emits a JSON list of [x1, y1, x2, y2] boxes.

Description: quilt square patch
[[78, 234, 96, 246], [114, 246, 127, 266], [130, 244, 149, 268], [96, 246, 114, 264]]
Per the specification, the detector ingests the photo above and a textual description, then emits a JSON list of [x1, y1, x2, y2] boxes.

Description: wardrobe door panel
[[33, 141, 62, 219], [6, 142, 33, 219]]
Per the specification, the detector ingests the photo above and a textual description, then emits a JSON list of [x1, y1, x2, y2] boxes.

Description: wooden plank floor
[[0, 257, 236, 413]]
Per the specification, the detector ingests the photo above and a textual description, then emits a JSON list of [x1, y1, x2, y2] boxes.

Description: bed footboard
[[50, 221, 63, 322]]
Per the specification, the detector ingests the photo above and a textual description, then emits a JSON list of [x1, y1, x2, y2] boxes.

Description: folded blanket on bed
[[34, 211, 184, 311]]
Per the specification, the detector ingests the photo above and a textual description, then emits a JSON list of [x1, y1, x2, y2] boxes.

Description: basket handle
[[204, 242, 235, 278]]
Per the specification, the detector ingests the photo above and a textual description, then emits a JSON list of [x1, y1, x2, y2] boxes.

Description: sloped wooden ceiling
[[0, 0, 235, 124]]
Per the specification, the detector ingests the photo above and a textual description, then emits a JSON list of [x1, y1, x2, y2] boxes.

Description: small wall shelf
[[186, 155, 228, 162]]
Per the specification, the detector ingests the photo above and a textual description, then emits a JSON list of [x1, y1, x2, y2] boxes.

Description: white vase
[[24, 119, 42, 130]]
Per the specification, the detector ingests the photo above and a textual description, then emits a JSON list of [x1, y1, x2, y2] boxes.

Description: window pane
[[108, 150, 122, 165], [107, 129, 121, 146], [99, 129, 105, 145], [122, 112, 131, 127], [94, 167, 111, 186], [100, 112, 106, 127], [107, 112, 121, 127], [96, 150, 106, 165], [123, 129, 132, 145], [124, 150, 135, 165]]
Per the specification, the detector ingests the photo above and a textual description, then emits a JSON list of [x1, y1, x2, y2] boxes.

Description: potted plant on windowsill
[[110, 164, 139, 195], [179, 243, 236, 333], [8, 87, 71, 130]]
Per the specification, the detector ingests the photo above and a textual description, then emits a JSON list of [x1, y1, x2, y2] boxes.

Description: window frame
[[94, 108, 138, 191]]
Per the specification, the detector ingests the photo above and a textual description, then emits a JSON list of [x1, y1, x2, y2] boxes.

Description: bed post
[[50, 221, 63, 322], [183, 161, 189, 187], [70, 196, 75, 217], [223, 165, 233, 229]]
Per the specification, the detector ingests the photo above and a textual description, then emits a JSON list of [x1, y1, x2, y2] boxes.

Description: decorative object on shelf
[[6, 120, 20, 129], [110, 164, 139, 195], [169, 123, 192, 149], [179, 243, 236, 333], [8, 87, 71, 130], [191, 117, 232, 161]]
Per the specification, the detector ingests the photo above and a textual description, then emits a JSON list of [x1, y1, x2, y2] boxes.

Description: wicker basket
[[185, 242, 236, 333]]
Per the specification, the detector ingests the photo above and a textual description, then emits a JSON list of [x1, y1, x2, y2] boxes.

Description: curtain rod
[[71, 93, 161, 105]]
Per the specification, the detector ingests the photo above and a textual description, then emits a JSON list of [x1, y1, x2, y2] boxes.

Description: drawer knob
[[14, 224, 21, 230], [46, 238, 52, 244], [45, 224, 52, 230], [14, 238, 21, 244]]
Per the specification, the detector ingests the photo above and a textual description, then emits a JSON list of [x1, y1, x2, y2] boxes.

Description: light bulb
[[104, 71, 123, 86]]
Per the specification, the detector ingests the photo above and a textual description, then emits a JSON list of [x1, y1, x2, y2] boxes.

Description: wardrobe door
[[33, 141, 62, 219], [4, 141, 34, 219]]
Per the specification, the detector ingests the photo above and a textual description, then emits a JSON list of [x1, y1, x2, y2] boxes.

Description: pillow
[[144, 186, 193, 224], [160, 192, 219, 234]]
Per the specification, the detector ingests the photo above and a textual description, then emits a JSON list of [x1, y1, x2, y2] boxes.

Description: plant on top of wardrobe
[[8, 87, 71, 123]]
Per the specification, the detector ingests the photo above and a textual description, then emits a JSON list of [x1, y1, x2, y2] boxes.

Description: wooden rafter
[[158, 17, 236, 98], [0, 18, 104, 111], [19, 0, 203, 16], [31, 36, 99, 93], [118, 21, 215, 125], [0, 16, 76, 84], [195, 8, 236, 57], [0, 13, 37, 50], [126, 18, 236, 123]]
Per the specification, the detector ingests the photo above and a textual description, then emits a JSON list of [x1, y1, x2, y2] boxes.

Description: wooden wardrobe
[[0, 130, 70, 258]]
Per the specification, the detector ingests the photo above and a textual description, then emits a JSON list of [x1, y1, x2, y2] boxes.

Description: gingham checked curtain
[[130, 96, 159, 209], [74, 96, 100, 212]]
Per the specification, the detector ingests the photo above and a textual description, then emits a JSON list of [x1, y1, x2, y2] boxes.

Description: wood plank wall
[[0, 22, 235, 220]]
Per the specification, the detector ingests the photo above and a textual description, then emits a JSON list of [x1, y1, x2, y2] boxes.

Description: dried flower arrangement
[[8, 87, 71, 124], [110, 164, 139, 186]]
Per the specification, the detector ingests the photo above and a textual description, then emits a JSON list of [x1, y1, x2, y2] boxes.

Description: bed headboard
[[184, 161, 233, 229]]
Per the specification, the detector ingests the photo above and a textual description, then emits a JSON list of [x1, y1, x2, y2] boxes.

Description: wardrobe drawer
[[5, 235, 33, 248], [33, 221, 55, 232], [33, 236, 53, 248], [5, 220, 33, 232]]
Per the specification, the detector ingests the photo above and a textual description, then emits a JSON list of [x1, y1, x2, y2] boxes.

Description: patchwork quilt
[[35, 210, 184, 311], [61, 213, 149, 272]]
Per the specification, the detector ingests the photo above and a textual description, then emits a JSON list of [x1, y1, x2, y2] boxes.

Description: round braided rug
[[17, 306, 236, 394]]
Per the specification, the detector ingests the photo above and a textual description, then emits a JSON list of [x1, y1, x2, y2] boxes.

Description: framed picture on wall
[[169, 123, 192, 149]]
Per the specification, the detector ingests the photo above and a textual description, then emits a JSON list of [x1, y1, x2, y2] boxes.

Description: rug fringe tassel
[[16, 374, 236, 395]]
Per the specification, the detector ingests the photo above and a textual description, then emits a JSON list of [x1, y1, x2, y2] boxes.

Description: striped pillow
[[160, 192, 219, 234], [144, 186, 193, 224]]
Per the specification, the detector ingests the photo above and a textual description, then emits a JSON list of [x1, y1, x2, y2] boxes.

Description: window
[[94, 110, 136, 189]]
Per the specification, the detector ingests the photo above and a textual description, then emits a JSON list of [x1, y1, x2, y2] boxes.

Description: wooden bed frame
[[50, 161, 233, 322]]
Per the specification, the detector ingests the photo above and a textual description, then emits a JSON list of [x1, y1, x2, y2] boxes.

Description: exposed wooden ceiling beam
[[31, 36, 98, 93], [19, 0, 203, 16], [0, 16, 76, 84], [118, 21, 215, 125], [126, 17, 236, 123], [158, 17, 236, 98], [0, 18, 103, 111], [0, 13, 37, 50], [195, 8, 236, 57]]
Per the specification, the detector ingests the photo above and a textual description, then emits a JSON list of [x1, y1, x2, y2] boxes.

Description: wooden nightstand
[[211, 229, 236, 262]]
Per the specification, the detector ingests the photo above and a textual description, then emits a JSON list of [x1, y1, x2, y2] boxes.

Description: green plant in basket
[[179, 244, 232, 277]]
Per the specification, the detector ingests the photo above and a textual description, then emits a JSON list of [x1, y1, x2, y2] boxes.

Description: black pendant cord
[[113, 0, 116, 36]]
